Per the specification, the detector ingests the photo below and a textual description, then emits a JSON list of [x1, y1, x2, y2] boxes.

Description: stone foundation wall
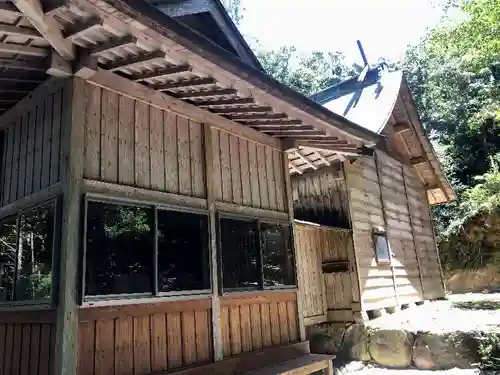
[[309, 323, 480, 370]]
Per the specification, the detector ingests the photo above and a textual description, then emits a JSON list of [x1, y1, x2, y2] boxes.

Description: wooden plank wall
[[219, 292, 298, 358], [295, 224, 326, 321], [81, 82, 206, 198], [77, 299, 212, 375], [345, 152, 444, 311], [0, 310, 56, 375], [0, 81, 67, 206], [321, 228, 359, 312], [211, 129, 286, 212], [291, 166, 350, 228], [402, 164, 444, 299]]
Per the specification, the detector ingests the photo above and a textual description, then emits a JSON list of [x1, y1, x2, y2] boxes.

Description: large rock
[[368, 329, 412, 368], [412, 332, 478, 369], [338, 324, 371, 362], [307, 323, 349, 354]]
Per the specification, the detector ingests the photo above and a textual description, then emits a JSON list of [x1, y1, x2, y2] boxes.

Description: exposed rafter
[[89, 35, 136, 56], [295, 149, 317, 170], [130, 64, 191, 81], [0, 23, 43, 39], [210, 106, 273, 114], [0, 58, 48, 71], [12, 0, 74, 60], [240, 119, 302, 126], [195, 97, 255, 107], [314, 152, 331, 166], [227, 113, 288, 121], [394, 122, 411, 133], [0, 42, 49, 56], [289, 161, 302, 175], [64, 16, 102, 40], [150, 77, 216, 91], [266, 131, 327, 137], [252, 125, 313, 131], [410, 156, 427, 165], [102, 50, 165, 71], [175, 88, 237, 99]]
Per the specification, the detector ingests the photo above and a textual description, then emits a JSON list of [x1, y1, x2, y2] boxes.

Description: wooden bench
[[239, 354, 335, 375]]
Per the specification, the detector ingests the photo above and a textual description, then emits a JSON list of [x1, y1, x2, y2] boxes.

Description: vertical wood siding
[[345, 152, 444, 311], [291, 166, 350, 228], [0, 310, 56, 375], [220, 292, 298, 358], [211, 129, 286, 212], [1, 83, 66, 206], [77, 300, 212, 375], [81, 82, 206, 198]]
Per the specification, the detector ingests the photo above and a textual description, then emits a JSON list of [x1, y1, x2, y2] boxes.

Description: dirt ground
[[336, 362, 483, 374], [365, 293, 500, 334]]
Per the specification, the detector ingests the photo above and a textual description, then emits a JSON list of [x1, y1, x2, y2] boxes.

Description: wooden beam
[[204, 124, 223, 361], [226, 112, 288, 120], [252, 125, 313, 131], [101, 50, 165, 71], [129, 64, 191, 81], [295, 149, 317, 170], [285, 136, 343, 142], [0, 3, 22, 17], [314, 152, 331, 166], [0, 23, 43, 39], [150, 77, 216, 91], [12, 0, 74, 60], [210, 106, 273, 114], [0, 73, 45, 83], [63, 16, 102, 40], [394, 122, 411, 133], [0, 57, 48, 71], [175, 88, 237, 99], [289, 161, 302, 175], [195, 97, 254, 107], [241, 119, 302, 126], [410, 156, 427, 165], [46, 50, 72, 77], [0, 42, 49, 56], [89, 34, 136, 55], [265, 131, 325, 137]]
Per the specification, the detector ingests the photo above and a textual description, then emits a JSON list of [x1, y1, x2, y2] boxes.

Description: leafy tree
[[256, 46, 357, 95]]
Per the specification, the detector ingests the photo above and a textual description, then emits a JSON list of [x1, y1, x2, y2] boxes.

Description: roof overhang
[[0, 0, 382, 159]]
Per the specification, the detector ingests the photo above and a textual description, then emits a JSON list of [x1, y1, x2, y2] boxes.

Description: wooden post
[[204, 123, 223, 361], [401, 165, 425, 301], [425, 194, 447, 297], [282, 151, 306, 341], [341, 162, 363, 313], [53, 78, 86, 375], [374, 151, 399, 306]]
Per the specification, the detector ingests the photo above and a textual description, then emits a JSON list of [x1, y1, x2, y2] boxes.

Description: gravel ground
[[365, 293, 500, 334], [336, 362, 485, 374]]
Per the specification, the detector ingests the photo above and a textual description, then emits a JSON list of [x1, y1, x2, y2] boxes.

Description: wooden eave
[[0, 0, 383, 158]]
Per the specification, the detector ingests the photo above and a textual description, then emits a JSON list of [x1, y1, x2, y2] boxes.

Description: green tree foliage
[[404, 0, 500, 272], [256, 47, 357, 95]]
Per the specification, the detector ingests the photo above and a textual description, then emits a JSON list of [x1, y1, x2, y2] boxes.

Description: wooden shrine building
[[0, 0, 397, 374], [291, 64, 454, 326]]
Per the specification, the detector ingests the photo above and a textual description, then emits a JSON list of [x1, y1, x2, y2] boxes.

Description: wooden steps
[[239, 354, 335, 375]]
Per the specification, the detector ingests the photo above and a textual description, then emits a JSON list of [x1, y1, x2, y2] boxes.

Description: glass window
[[0, 202, 56, 303], [15, 205, 55, 301], [374, 233, 391, 262], [0, 217, 17, 301], [220, 218, 260, 290], [85, 202, 154, 296], [157, 209, 209, 292], [260, 223, 295, 287]]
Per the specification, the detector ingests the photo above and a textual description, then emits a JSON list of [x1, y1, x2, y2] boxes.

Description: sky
[[237, 0, 448, 65]]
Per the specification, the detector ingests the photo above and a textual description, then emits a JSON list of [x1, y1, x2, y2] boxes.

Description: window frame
[[217, 212, 297, 295], [0, 198, 59, 309], [81, 194, 211, 304], [372, 227, 392, 264]]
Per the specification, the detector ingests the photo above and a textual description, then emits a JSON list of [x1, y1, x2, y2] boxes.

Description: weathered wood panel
[[0, 310, 56, 375], [77, 299, 212, 375], [220, 292, 299, 358], [80, 82, 206, 198], [291, 165, 349, 227], [211, 129, 286, 212], [294, 224, 326, 321], [1, 82, 67, 206], [344, 151, 443, 310]]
